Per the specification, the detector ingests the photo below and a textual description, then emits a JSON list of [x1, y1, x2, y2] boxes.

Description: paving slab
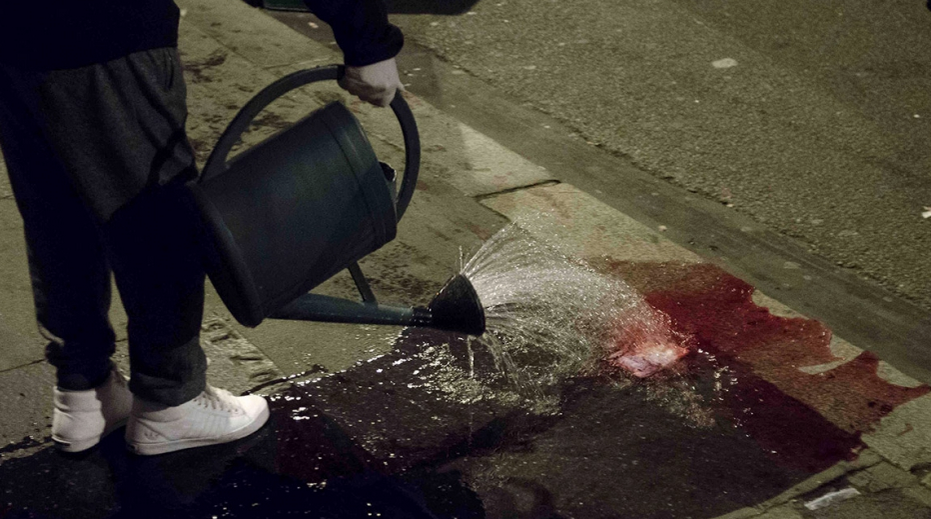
[[0, 177, 130, 373], [758, 509, 804, 519], [861, 394, 931, 472], [180, 0, 323, 70], [0, 199, 44, 371], [479, 180, 705, 264], [0, 361, 54, 450], [847, 461, 920, 492]]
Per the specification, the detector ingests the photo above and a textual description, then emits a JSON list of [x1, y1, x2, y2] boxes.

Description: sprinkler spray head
[[427, 274, 486, 336]]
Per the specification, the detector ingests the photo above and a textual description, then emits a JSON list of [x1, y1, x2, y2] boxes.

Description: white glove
[[339, 57, 404, 108]]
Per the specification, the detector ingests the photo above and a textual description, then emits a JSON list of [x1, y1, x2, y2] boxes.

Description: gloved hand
[[338, 57, 404, 108]]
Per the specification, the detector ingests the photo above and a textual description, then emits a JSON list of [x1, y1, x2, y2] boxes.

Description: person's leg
[[63, 48, 267, 453], [95, 49, 268, 455], [0, 53, 204, 432], [0, 66, 116, 391], [83, 48, 209, 406], [1, 49, 268, 455], [102, 179, 208, 406], [13, 48, 209, 406], [113, 185, 269, 456], [0, 66, 133, 453]]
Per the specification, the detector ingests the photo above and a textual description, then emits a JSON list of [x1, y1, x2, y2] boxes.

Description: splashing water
[[459, 222, 689, 393]]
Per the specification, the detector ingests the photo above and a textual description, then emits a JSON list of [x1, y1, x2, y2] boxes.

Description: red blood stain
[[595, 260, 929, 473], [785, 350, 928, 433], [713, 360, 863, 473], [604, 311, 689, 378]]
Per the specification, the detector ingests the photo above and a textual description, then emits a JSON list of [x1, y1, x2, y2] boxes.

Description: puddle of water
[[0, 388, 484, 519]]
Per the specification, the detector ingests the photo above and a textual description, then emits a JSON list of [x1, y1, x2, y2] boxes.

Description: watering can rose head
[[339, 58, 405, 108]]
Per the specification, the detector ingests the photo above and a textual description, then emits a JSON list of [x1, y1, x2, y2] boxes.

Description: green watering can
[[188, 65, 485, 336]]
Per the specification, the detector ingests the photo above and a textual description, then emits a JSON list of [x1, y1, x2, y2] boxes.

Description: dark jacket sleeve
[[302, 0, 404, 66]]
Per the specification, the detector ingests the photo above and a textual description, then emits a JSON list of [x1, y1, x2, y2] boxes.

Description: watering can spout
[[268, 273, 486, 336]]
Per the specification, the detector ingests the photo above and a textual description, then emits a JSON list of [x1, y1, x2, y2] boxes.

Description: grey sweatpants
[[0, 48, 208, 406]]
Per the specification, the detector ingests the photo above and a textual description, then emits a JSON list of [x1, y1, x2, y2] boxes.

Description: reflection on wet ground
[[0, 375, 483, 519], [0, 354, 799, 519], [2, 262, 928, 518]]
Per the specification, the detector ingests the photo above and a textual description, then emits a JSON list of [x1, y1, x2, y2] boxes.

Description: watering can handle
[[201, 64, 420, 220]]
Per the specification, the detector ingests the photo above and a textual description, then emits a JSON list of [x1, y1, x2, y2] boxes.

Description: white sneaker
[[125, 386, 269, 456], [52, 364, 133, 453]]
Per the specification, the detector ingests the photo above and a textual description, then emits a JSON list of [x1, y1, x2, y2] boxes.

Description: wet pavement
[[0, 343, 856, 518], [3, 262, 929, 518]]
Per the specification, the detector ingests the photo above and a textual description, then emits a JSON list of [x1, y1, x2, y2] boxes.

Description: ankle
[[57, 370, 111, 392]]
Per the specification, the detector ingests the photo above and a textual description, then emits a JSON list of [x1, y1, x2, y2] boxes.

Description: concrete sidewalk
[[1, 1, 930, 518]]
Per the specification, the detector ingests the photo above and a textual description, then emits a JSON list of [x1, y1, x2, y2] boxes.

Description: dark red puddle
[[596, 260, 929, 473]]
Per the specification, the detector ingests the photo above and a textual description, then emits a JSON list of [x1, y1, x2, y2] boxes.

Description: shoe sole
[[126, 405, 270, 456], [53, 417, 130, 454]]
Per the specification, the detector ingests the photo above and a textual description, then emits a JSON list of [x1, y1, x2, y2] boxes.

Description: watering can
[[188, 65, 485, 336]]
